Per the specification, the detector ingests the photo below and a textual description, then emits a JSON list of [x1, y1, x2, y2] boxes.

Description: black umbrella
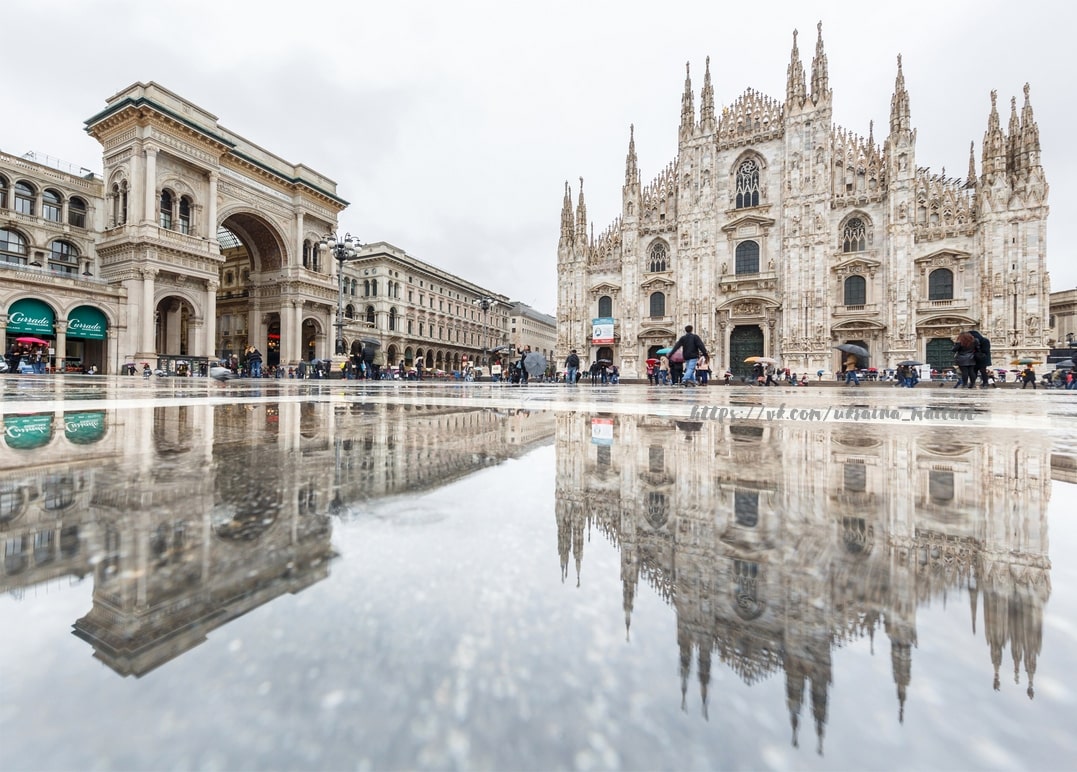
[[596, 359, 612, 365], [897, 360, 924, 366], [523, 351, 547, 376], [1054, 359, 1075, 369], [360, 338, 381, 347], [834, 343, 869, 358]]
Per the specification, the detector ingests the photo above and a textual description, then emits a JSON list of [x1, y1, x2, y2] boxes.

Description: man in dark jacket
[[564, 350, 580, 386], [669, 325, 708, 387], [968, 329, 992, 387]]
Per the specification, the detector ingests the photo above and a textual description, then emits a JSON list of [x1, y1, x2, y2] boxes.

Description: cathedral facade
[[557, 25, 1050, 377]]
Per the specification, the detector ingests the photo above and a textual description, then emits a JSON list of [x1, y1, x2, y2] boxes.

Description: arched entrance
[[729, 326, 764, 376], [925, 338, 953, 371]]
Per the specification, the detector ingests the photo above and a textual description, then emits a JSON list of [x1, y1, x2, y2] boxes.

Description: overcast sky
[[5, 1, 1072, 315]]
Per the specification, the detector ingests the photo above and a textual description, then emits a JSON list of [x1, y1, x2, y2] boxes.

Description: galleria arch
[[85, 82, 349, 370]]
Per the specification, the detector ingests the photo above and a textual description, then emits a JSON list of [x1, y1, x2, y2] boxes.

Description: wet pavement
[[2, 375, 1077, 770]]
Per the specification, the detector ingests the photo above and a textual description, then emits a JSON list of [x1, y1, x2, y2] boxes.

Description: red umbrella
[[15, 336, 50, 346]]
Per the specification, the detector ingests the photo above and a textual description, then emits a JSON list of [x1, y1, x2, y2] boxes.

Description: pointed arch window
[[735, 240, 760, 274], [928, 268, 953, 300], [735, 159, 760, 208], [843, 275, 866, 306], [649, 291, 666, 318], [842, 217, 867, 252], [648, 242, 668, 272], [598, 295, 612, 317]]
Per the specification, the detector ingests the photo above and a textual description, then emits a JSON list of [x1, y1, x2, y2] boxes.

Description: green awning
[[3, 413, 54, 450], [67, 306, 108, 340], [6, 298, 55, 335], [64, 411, 106, 444]]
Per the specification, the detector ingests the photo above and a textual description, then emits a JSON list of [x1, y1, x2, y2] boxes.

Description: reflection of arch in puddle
[[920, 442, 973, 457], [833, 429, 882, 449], [0, 482, 28, 524]]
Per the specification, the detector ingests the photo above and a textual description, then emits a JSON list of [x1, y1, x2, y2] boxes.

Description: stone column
[[144, 146, 158, 226], [54, 320, 68, 373], [295, 211, 304, 268], [204, 281, 218, 361], [280, 300, 294, 365], [141, 267, 158, 356], [207, 171, 219, 236]]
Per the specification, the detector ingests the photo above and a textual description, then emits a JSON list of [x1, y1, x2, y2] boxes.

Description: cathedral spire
[[1008, 95, 1022, 177], [1020, 83, 1042, 170], [810, 21, 830, 104], [575, 176, 587, 243], [700, 56, 715, 130], [680, 61, 695, 138], [889, 54, 911, 136], [559, 180, 574, 247], [786, 28, 807, 107], [625, 124, 638, 186], [982, 90, 1006, 180], [966, 141, 977, 188]]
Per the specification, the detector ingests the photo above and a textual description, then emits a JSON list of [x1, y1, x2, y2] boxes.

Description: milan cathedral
[[557, 23, 1049, 378]]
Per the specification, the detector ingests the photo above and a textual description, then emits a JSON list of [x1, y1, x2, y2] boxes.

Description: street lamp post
[[474, 296, 496, 368], [320, 232, 361, 360]]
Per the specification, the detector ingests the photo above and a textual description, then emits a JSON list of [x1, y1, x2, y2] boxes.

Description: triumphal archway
[[85, 82, 347, 369]]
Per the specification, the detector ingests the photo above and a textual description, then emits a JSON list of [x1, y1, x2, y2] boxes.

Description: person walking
[[1021, 366, 1038, 389], [697, 354, 711, 386], [657, 354, 670, 385], [669, 325, 708, 387], [564, 349, 580, 386], [951, 332, 978, 389], [968, 330, 993, 387], [843, 355, 860, 386]]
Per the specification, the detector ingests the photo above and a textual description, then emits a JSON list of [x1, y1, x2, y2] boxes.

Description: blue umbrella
[[656, 347, 673, 355]]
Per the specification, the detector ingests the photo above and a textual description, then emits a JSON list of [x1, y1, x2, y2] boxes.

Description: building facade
[[1, 82, 510, 375], [557, 25, 1050, 377], [507, 301, 557, 361], [1048, 288, 1077, 349], [345, 241, 509, 374]]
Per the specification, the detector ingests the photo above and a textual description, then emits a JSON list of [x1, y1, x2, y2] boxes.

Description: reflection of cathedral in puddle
[[555, 413, 1055, 751], [1, 401, 552, 676]]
